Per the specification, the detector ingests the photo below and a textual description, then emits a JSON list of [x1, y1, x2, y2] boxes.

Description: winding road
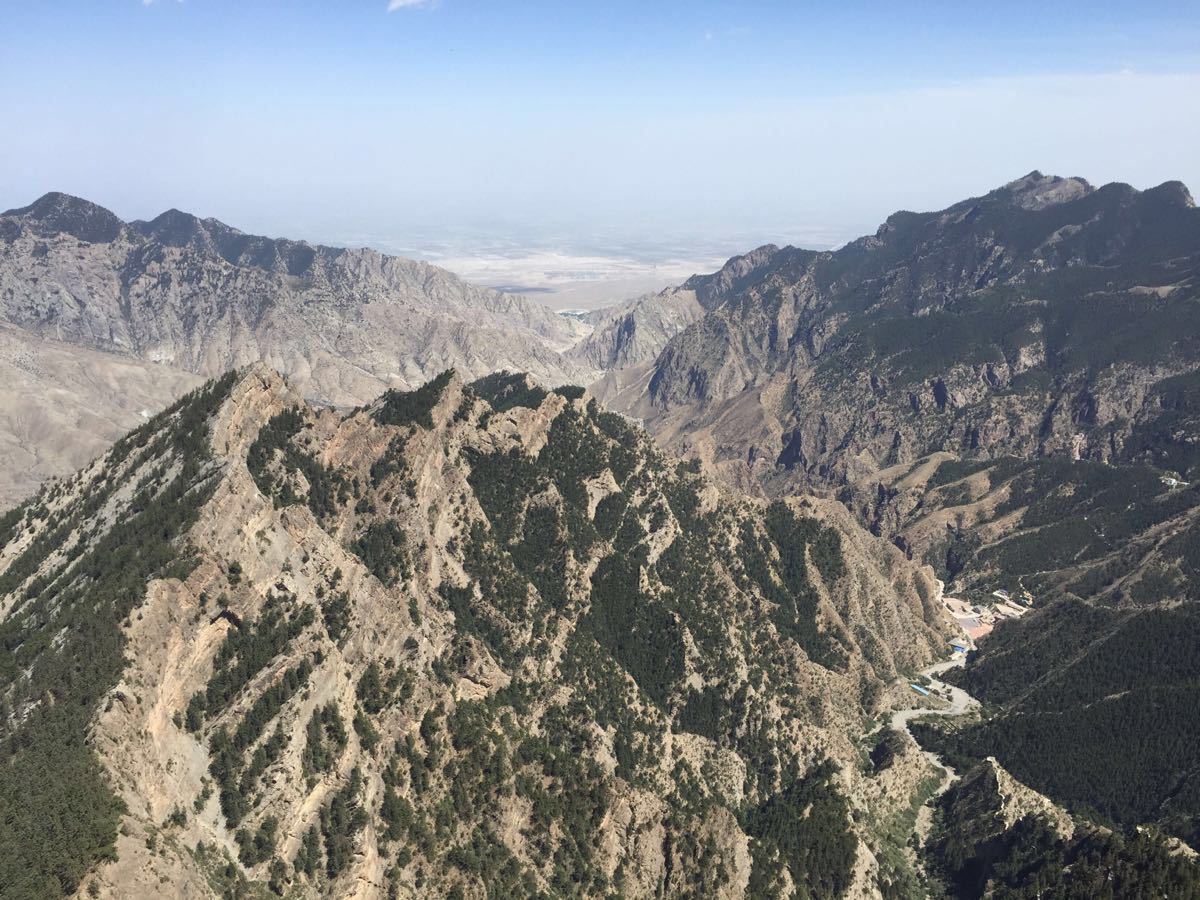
[[892, 657, 981, 796], [890, 580, 983, 796], [889, 656, 979, 735]]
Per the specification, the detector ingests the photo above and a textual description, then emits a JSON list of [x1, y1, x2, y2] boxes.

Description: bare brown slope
[[0, 322, 202, 507]]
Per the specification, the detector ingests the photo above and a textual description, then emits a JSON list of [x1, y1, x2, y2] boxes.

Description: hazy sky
[[2, 0, 1199, 251]]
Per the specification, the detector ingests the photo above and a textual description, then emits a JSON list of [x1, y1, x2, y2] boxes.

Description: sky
[[2, 0, 1199, 259]]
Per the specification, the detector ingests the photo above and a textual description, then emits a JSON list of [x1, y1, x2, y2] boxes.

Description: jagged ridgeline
[[0, 366, 946, 899]]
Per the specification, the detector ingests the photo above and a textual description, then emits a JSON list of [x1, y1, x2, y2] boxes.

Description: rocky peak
[[1147, 179, 1196, 209], [682, 243, 785, 309], [130, 209, 319, 276], [1, 191, 125, 243], [131, 207, 226, 249], [996, 170, 1094, 210]]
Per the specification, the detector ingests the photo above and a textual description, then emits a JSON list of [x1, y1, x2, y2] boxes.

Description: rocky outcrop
[[603, 173, 1200, 504], [568, 289, 707, 370], [570, 246, 786, 373]]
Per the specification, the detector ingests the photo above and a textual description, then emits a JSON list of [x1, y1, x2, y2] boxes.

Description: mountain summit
[[3, 191, 125, 243], [996, 170, 1093, 209]]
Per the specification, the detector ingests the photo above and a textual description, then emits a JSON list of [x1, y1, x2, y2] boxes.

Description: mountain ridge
[[600, 172, 1200, 492], [0, 364, 955, 898], [0, 192, 600, 504]]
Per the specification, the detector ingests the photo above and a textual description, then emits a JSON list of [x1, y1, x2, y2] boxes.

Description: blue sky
[[2, 1, 1199, 252]]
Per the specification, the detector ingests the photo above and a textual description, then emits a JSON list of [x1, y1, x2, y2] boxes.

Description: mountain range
[[600, 171, 1200, 494], [0, 192, 595, 506], [592, 171, 1200, 869], [3, 173, 1200, 898]]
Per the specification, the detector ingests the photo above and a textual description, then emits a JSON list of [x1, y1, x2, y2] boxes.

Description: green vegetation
[[353, 709, 381, 753], [356, 662, 389, 714], [812, 182, 1200, 392], [737, 504, 846, 669], [209, 660, 313, 827], [464, 448, 542, 544], [873, 772, 943, 898], [0, 368, 887, 896], [187, 589, 314, 729], [1127, 371, 1200, 478], [243, 726, 288, 795], [293, 826, 322, 879], [899, 452, 1200, 872], [351, 520, 410, 586], [372, 370, 454, 429], [552, 384, 586, 401], [509, 503, 571, 611], [968, 458, 1200, 591], [584, 552, 685, 709], [456, 387, 857, 805], [320, 579, 352, 643], [446, 525, 532, 664], [468, 372, 547, 413], [369, 435, 411, 488], [868, 729, 908, 773], [0, 504, 23, 552], [320, 768, 367, 878], [927, 762, 1200, 899], [919, 603, 1200, 843], [906, 451, 1200, 852], [247, 406, 348, 518], [235, 816, 278, 867], [925, 457, 996, 490], [302, 703, 347, 783], [0, 373, 237, 899], [745, 761, 857, 899]]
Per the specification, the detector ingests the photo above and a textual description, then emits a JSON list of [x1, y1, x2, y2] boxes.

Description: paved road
[[893, 656, 980, 800], [889, 579, 983, 797], [889, 656, 979, 735]]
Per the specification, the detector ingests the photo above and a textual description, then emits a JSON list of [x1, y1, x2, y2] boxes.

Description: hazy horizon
[[3, 1, 1199, 302]]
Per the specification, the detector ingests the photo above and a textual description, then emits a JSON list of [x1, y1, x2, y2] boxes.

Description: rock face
[[569, 289, 708, 371], [0, 366, 952, 898], [603, 172, 1200, 500], [573, 245, 784, 372], [0, 193, 597, 504], [0, 193, 589, 400]]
